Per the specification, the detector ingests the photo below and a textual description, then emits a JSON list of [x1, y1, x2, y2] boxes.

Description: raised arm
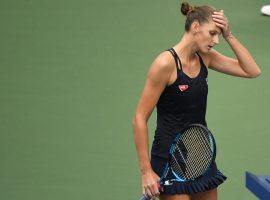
[[132, 52, 173, 198], [209, 10, 261, 78]]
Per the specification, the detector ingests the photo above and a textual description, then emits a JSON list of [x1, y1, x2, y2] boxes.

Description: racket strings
[[193, 128, 213, 176], [185, 127, 213, 176], [183, 127, 212, 177], [173, 128, 209, 175], [185, 127, 212, 175], [182, 137, 209, 177], [170, 126, 214, 180]]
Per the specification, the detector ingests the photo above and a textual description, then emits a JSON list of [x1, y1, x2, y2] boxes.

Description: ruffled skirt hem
[[162, 170, 227, 195]]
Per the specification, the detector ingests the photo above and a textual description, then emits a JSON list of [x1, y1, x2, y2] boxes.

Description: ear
[[190, 20, 201, 34]]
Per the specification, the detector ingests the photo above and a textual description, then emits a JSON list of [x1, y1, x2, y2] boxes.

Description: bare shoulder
[[133, 51, 175, 118], [147, 51, 175, 84], [149, 51, 175, 73]]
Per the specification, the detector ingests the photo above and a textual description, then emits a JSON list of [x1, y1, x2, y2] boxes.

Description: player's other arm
[[208, 36, 261, 78], [210, 10, 261, 78], [132, 53, 172, 173], [132, 52, 173, 197]]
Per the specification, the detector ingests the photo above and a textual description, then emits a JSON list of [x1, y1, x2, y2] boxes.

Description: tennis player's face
[[194, 20, 222, 53]]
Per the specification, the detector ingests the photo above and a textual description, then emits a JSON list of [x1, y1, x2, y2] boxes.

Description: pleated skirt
[[150, 154, 227, 195]]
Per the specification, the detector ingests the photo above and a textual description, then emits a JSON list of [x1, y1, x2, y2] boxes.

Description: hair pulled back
[[180, 2, 216, 31]]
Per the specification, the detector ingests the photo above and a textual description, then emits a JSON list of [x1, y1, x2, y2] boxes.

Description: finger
[[212, 17, 226, 25], [142, 187, 145, 195], [212, 15, 228, 23], [143, 184, 151, 197], [157, 182, 161, 190], [213, 19, 226, 28], [145, 187, 153, 199], [213, 11, 225, 18], [149, 184, 158, 197], [152, 183, 160, 196], [213, 11, 223, 15], [214, 22, 225, 29], [212, 14, 225, 20], [214, 21, 225, 26]]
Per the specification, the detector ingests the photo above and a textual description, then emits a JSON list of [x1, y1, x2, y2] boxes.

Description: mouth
[[207, 45, 214, 50]]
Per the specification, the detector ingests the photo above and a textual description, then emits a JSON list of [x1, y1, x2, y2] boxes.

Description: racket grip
[[139, 194, 151, 200]]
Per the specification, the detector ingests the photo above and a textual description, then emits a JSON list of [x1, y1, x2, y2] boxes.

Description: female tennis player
[[132, 2, 261, 200]]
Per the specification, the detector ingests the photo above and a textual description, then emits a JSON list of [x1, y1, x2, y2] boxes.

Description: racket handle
[[139, 194, 151, 200]]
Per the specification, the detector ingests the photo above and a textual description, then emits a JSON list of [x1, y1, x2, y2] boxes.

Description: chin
[[201, 47, 212, 54], [198, 48, 208, 54]]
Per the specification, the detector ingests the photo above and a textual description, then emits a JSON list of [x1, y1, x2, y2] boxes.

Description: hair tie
[[187, 6, 196, 15]]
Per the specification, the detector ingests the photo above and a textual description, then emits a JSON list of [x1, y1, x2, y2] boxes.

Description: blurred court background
[[0, 0, 269, 199]]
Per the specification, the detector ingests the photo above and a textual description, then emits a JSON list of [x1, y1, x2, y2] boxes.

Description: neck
[[173, 32, 198, 61]]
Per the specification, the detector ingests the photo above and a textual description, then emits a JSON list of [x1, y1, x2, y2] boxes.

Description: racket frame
[[160, 123, 217, 185]]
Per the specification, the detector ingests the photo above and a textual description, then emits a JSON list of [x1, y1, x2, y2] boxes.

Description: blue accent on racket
[[139, 124, 216, 200]]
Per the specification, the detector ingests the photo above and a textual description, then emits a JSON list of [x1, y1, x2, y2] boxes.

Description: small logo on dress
[[179, 85, 189, 92]]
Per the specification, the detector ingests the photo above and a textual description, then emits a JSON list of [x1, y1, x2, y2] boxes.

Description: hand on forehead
[[212, 9, 229, 34]]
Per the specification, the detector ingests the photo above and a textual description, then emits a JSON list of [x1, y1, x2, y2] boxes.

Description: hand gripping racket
[[140, 124, 216, 200]]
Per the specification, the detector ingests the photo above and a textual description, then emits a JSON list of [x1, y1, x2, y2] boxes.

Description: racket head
[[168, 123, 216, 181], [138, 124, 217, 200]]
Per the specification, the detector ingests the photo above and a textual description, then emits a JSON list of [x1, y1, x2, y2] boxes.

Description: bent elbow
[[249, 69, 261, 78], [246, 67, 261, 78], [254, 70, 261, 78]]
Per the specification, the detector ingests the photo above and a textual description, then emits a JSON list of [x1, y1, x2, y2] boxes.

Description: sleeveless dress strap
[[169, 48, 182, 70], [196, 51, 208, 75], [166, 48, 182, 77]]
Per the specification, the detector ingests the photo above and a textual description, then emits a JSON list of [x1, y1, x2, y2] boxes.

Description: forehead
[[202, 20, 222, 34]]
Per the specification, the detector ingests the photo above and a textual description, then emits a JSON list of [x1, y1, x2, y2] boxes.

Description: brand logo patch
[[179, 85, 189, 92]]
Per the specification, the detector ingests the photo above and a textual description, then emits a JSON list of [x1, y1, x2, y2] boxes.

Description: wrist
[[225, 32, 234, 42], [140, 163, 152, 174]]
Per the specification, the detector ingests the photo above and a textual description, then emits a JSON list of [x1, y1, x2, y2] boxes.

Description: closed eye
[[210, 31, 222, 37], [210, 29, 221, 35]]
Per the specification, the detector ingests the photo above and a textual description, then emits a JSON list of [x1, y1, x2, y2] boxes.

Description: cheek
[[196, 32, 211, 45], [202, 31, 211, 40]]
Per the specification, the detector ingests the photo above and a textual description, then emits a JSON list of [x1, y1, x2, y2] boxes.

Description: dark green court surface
[[0, 0, 269, 199]]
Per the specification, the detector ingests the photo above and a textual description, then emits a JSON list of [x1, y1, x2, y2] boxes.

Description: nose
[[213, 35, 219, 45]]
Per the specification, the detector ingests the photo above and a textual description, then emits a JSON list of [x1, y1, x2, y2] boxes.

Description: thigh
[[159, 194, 190, 200], [190, 188, 217, 200]]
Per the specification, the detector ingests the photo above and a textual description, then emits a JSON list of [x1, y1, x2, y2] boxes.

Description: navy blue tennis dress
[[150, 48, 227, 195]]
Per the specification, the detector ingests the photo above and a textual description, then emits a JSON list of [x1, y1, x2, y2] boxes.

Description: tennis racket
[[140, 123, 216, 200]]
